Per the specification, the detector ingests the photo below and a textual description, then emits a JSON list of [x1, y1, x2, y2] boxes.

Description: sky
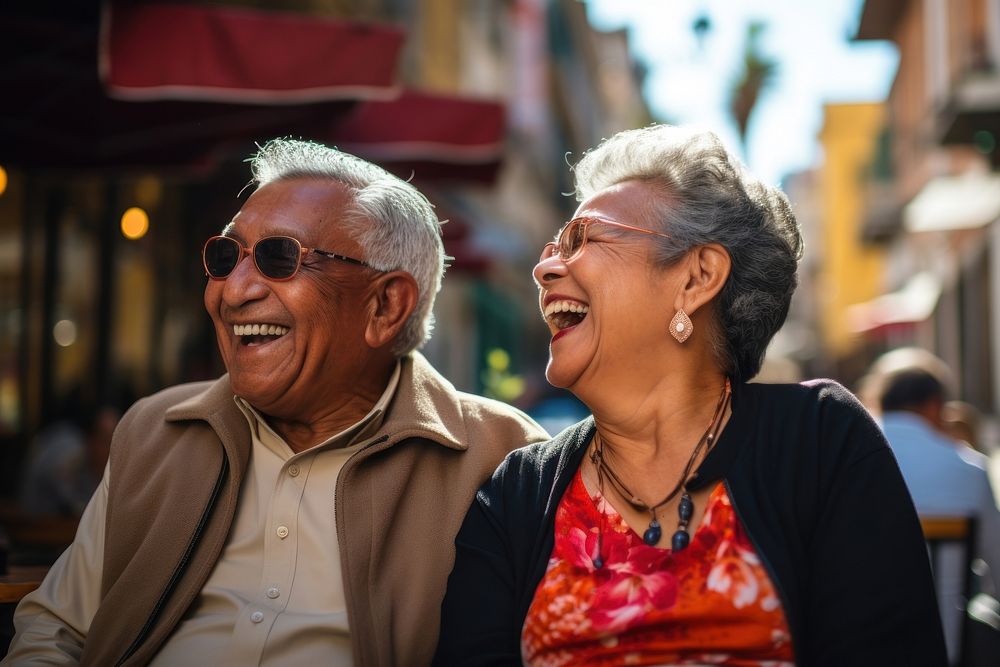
[[587, 0, 900, 186]]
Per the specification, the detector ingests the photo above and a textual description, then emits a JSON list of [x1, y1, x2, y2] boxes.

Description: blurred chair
[[0, 500, 78, 567], [0, 565, 47, 659], [922, 517, 976, 666]]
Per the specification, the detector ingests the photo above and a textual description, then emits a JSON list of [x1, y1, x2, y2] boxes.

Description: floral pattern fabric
[[521, 470, 794, 666]]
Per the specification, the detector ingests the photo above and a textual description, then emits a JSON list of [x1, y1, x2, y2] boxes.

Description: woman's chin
[[544, 358, 581, 390]]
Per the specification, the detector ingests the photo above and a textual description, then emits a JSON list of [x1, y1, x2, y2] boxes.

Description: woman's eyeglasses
[[202, 235, 375, 281], [540, 216, 671, 263]]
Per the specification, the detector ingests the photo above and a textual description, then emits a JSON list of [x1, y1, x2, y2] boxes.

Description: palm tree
[[729, 21, 777, 152]]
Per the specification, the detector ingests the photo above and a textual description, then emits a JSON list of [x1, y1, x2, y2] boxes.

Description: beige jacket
[[13, 353, 547, 666]]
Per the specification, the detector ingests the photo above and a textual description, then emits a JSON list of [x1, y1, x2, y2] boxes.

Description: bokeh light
[[974, 130, 997, 155], [53, 319, 78, 347], [121, 206, 150, 240]]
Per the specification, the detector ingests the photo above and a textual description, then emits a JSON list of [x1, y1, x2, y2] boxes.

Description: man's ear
[[673, 243, 731, 315], [365, 271, 419, 349]]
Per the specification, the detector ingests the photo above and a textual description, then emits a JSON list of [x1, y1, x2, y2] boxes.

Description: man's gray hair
[[249, 138, 445, 356], [572, 125, 803, 382]]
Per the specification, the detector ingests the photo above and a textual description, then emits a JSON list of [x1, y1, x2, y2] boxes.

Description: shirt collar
[[233, 360, 402, 453], [164, 352, 470, 452]]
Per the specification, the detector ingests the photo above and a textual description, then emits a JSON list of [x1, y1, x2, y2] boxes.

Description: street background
[[1, 0, 999, 496]]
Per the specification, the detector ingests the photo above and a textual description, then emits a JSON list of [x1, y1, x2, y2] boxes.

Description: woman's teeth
[[544, 300, 589, 330]]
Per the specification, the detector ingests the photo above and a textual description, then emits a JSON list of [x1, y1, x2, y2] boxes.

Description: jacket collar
[[163, 351, 468, 452], [378, 351, 469, 450]]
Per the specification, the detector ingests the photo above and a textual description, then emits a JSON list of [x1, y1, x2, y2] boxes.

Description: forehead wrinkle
[[579, 179, 674, 233]]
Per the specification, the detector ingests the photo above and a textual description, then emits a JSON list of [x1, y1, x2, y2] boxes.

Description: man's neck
[[258, 358, 399, 453]]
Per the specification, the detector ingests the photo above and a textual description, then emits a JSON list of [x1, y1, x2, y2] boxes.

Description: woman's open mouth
[[544, 300, 589, 332]]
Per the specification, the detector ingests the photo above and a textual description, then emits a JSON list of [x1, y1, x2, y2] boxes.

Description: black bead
[[671, 529, 690, 551], [643, 519, 662, 546], [592, 556, 604, 569], [678, 494, 694, 521]]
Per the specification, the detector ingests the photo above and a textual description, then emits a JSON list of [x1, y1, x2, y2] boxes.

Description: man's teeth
[[544, 300, 589, 319], [233, 324, 289, 336]]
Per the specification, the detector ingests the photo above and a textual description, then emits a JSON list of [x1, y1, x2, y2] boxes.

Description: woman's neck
[[581, 363, 729, 463]]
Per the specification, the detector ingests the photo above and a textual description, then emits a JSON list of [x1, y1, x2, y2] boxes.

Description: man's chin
[[229, 375, 291, 410]]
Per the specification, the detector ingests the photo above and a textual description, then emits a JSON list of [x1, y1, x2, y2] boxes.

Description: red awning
[[326, 90, 506, 182], [1, 3, 506, 180], [330, 90, 505, 163], [100, 3, 404, 104]]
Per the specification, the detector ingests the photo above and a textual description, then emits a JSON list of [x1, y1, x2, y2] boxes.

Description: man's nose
[[222, 254, 269, 305]]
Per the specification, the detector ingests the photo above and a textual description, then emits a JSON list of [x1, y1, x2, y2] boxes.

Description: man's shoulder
[[452, 390, 549, 443], [118, 377, 230, 433], [129, 379, 219, 413], [142, 379, 221, 407]]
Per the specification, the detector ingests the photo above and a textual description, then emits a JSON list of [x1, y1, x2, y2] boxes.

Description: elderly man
[[4, 139, 548, 666]]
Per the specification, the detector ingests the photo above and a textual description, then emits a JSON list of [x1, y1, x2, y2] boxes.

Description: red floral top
[[521, 470, 794, 666]]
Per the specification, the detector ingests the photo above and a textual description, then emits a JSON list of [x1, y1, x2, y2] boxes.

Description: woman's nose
[[532, 252, 567, 288]]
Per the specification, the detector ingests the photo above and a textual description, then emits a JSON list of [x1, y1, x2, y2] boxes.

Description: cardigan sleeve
[[803, 400, 948, 666], [433, 457, 524, 666]]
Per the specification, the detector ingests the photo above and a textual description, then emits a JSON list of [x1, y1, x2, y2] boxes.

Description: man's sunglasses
[[541, 216, 672, 263], [202, 235, 376, 281]]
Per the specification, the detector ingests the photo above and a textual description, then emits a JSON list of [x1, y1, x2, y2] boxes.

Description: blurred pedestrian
[[941, 399, 985, 454], [436, 125, 945, 665], [18, 398, 118, 518], [4, 139, 548, 666], [872, 348, 1000, 663]]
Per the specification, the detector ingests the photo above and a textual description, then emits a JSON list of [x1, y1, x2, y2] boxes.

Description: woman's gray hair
[[249, 138, 445, 356], [572, 125, 803, 382]]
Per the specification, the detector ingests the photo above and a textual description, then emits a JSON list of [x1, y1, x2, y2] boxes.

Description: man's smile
[[232, 322, 290, 346]]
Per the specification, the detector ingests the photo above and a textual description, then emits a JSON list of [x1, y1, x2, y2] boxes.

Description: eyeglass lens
[[559, 219, 587, 259], [204, 236, 302, 280], [256, 237, 300, 279]]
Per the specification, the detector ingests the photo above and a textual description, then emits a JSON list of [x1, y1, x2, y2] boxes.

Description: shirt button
[[266, 587, 280, 599], [276, 525, 289, 539], [288, 465, 300, 477], [250, 611, 264, 623]]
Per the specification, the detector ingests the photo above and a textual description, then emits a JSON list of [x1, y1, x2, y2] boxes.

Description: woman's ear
[[673, 243, 731, 314], [365, 271, 419, 349]]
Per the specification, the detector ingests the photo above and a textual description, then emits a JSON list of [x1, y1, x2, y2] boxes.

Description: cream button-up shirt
[[6, 362, 401, 667]]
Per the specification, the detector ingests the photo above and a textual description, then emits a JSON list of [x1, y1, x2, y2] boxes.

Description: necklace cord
[[587, 379, 732, 560], [589, 379, 731, 513]]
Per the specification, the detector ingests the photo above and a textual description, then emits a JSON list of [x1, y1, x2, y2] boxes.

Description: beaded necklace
[[589, 379, 731, 567]]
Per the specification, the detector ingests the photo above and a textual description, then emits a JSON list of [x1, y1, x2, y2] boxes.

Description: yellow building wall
[[417, 0, 460, 92], [817, 102, 887, 360]]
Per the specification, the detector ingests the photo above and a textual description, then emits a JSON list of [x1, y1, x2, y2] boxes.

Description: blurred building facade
[[848, 0, 1000, 417], [0, 0, 651, 496], [819, 103, 890, 379]]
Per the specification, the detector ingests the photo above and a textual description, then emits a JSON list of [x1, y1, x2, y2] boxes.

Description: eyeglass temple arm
[[310, 248, 374, 269]]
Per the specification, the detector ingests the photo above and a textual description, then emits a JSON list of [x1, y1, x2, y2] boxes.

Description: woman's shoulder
[[745, 378, 870, 418], [500, 416, 594, 476], [741, 378, 887, 461], [476, 417, 593, 515]]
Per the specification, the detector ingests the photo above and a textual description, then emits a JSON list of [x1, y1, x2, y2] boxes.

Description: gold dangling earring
[[670, 309, 693, 343]]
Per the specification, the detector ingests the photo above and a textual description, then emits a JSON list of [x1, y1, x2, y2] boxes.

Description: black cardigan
[[434, 380, 947, 666]]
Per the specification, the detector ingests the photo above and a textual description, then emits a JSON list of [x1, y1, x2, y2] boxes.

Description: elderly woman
[[434, 126, 946, 666]]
